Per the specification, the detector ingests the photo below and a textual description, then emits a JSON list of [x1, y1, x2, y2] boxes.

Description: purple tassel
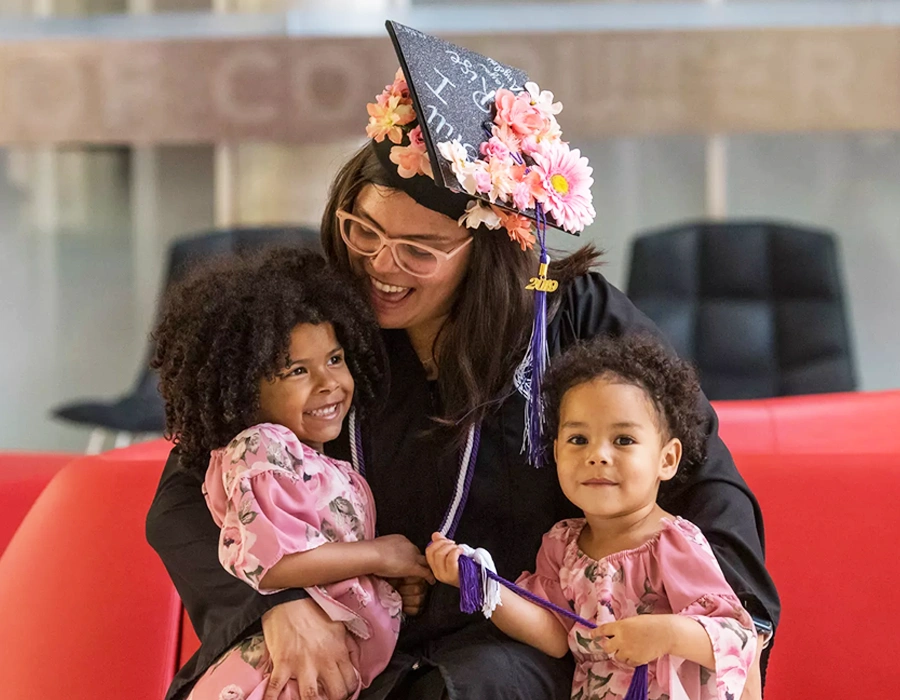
[[458, 553, 483, 614], [623, 664, 649, 700], [522, 204, 551, 468]]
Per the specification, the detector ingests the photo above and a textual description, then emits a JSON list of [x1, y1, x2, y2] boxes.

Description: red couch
[[1, 391, 897, 699]]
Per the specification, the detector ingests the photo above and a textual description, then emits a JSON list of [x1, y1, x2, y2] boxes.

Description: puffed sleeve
[[549, 272, 780, 633], [205, 424, 345, 593], [514, 521, 578, 632], [205, 424, 375, 640], [657, 519, 757, 700]]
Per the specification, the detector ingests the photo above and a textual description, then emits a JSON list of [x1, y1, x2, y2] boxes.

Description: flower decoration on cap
[[366, 77, 595, 249]]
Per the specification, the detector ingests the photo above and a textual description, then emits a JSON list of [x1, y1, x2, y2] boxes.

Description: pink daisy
[[530, 141, 595, 233]]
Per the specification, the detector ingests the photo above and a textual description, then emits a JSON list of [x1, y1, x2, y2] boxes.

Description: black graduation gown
[[146, 272, 780, 700]]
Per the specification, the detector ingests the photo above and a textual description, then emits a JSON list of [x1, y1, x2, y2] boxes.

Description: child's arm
[[261, 534, 434, 590], [426, 533, 569, 658], [595, 614, 715, 669]]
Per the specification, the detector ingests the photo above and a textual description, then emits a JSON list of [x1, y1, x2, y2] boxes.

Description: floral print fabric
[[188, 423, 401, 700], [516, 517, 757, 700]]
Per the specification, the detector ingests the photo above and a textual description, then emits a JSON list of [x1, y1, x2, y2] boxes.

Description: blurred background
[[1, 0, 898, 452]]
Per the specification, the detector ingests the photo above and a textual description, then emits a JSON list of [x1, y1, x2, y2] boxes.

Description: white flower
[[438, 139, 484, 195], [438, 139, 470, 171], [458, 200, 502, 230], [219, 684, 245, 700], [524, 81, 562, 117]]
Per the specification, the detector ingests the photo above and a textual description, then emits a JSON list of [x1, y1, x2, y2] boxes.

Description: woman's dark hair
[[150, 247, 387, 471], [542, 333, 707, 473], [321, 143, 603, 442]]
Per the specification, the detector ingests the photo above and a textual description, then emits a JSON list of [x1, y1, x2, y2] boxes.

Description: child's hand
[[594, 615, 676, 667], [370, 535, 435, 583], [386, 576, 431, 616], [425, 532, 462, 587]]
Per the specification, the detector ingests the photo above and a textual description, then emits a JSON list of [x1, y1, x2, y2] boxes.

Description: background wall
[[2, 2, 899, 451]]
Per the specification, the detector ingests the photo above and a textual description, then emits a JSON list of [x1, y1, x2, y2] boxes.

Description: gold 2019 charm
[[526, 277, 559, 292], [525, 261, 559, 293]]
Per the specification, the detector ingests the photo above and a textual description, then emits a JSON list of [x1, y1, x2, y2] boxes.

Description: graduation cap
[[366, 21, 596, 464]]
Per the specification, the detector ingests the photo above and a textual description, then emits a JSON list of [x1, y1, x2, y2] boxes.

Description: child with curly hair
[[152, 248, 433, 700], [427, 334, 758, 700]]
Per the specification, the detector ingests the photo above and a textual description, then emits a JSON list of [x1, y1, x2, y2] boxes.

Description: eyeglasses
[[336, 209, 473, 279]]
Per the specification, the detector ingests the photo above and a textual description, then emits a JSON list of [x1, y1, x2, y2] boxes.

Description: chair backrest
[[131, 226, 322, 408], [626, 220, 856, 400]]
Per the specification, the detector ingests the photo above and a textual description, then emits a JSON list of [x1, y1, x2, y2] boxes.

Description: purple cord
[[459, 554, 650, 699], [353, 418, 481, 538], [444, 424, 481, 540], [483, 565, 596, 628]]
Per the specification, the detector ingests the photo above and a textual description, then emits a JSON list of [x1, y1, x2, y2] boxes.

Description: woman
[[147, 25, 779, 700]]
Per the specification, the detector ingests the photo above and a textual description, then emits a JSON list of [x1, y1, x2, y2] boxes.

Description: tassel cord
[[458, 552, 650, 700]]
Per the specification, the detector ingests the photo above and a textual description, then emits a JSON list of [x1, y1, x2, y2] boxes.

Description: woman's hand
[[386, 576, 431, 616], [425, 532, 462, 587], [594, 615, 676, 667], [370, 534, 435, 582], [261, 598, 358, 700]]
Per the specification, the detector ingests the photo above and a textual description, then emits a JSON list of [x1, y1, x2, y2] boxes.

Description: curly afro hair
[[542, 333, 707, 475], [151, 247, 387, 471]]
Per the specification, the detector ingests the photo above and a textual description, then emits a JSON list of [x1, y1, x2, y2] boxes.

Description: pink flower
[[494, 88, 545, 139], [483, 157, 521, 204], [495, 208, 536, 251], [376, 68, 410, 107], [409, 123, 426, 148], [219, 521, 261, 583], [530, 141, 595, 233], [491, 122, 522, 153], [520, 118, 562, 156], [387, 68, 409, 99], [389, 126, 433, 179], [366, 94, 415, 145], [474, 167, 492, 195], [513, 168, 548, 211], [480, 136, 512, 161]]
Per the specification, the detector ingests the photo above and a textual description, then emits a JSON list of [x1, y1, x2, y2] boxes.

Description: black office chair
[[53, 226, 322, 453], [626, 220, 856, 401]]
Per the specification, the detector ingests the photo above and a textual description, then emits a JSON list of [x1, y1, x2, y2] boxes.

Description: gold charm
[[525, 261, 559, 293]]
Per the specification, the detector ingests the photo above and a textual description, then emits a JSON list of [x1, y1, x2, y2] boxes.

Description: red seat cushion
[[0, 455, 182, 699], [101, 437, 175, 462], [0, 452, 77, 556], [738, 452, 900, 700], [715, 389, 900, 455]]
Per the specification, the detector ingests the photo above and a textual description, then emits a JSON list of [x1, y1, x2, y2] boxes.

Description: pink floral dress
[[188, 423, 402, 700], [517, 518, 757, 700]]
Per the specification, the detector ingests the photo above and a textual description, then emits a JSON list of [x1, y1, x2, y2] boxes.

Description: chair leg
[[86, 429, 106, 455], [114, 432, 133, 449]]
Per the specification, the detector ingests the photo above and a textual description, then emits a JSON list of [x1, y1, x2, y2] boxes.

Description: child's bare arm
[[426, 533, 569, 658], [261, 534, 433, 590], [489, 587, 570, 657]]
